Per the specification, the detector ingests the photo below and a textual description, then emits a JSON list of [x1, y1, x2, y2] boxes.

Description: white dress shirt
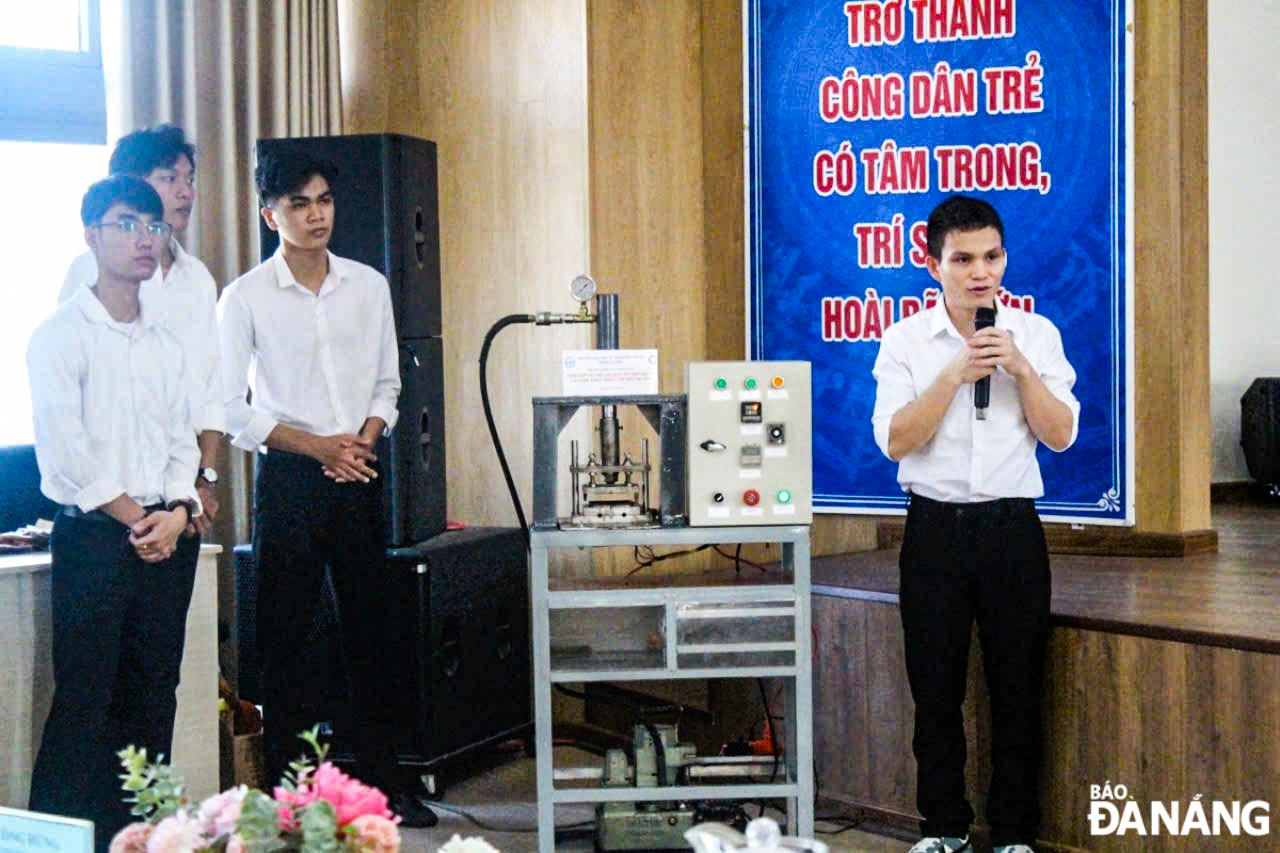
[[871, 302, 1079, 502], [218, 250, 401, 452], [61, 241, 225, 435], [27, 286, 202, 513]]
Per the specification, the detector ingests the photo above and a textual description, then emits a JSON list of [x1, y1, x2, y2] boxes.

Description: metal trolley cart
[[529, 524, 813, 853]]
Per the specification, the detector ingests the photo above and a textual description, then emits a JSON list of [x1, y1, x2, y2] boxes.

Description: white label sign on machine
[[561, 349, 659, 396]]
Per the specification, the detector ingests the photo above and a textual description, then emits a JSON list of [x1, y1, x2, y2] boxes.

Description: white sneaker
[[908, 838, 970, 853]]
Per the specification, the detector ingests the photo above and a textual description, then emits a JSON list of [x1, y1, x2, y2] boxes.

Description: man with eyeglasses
[[59, 124, 223, 537], [28, 176, 203, 850]]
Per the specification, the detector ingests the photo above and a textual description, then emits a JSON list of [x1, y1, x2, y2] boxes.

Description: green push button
[[715, 377, 727, 389], [777, 489, 792, 504], [745, 377, 758, 389]]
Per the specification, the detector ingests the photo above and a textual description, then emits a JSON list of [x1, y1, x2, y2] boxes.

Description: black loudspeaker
[[386, 527, 530, 760], [380, 336, 447, 545], [1241, 378, 1280, 485], [233, 528, 529, 764], [255, 133, 441, 339]]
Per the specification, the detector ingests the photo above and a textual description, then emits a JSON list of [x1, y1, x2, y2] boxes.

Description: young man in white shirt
[[218, 145, 434, 826], [27, 176, 203, 850], [59, 125, 223, 535], [871, 195, 1079, 853]]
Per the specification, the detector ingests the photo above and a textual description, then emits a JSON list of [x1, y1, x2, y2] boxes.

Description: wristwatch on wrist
[[198, 467, 218, 485]]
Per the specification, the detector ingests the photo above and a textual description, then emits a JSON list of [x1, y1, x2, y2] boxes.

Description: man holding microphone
[[871, 195, 1079, 853]]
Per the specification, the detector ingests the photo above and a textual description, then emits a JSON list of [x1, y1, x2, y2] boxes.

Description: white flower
[[146, 810, 206, 853], [196, 785, 248, 838], [437, 835, 500, 853]]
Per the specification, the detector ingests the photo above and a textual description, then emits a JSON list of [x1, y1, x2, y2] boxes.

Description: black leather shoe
[[390, 792, 439, 828]]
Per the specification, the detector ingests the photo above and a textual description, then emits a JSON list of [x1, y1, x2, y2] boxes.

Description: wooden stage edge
[[818, 501, 1280, 656], [874, 483, 1275, 557], [876, 518, 1220, 557]]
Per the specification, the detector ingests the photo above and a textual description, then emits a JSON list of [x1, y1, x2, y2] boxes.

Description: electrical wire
[[426, 800, 595, 834], [625, 543, 713, 576], [715, 544, 769, 573], [814, 817, 866, 835], [640, 720, 668, 788], [626, 541, 774, 576], [756, 679, 781, 784], [479, 314, 536, 545]]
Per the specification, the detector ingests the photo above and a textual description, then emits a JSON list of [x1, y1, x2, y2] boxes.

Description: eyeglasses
[[92, 217, 173, 241]]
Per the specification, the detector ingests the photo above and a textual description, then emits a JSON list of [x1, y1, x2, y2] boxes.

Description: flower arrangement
[[109, 727, 401, 853]]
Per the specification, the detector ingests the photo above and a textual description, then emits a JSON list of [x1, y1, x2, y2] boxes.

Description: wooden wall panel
[[1133, 0, 1212, 534], [339, 0, 594, 528], [815, 593, 1280, 852], [588, 0, 705, 392], [700, 0, 745, 363]]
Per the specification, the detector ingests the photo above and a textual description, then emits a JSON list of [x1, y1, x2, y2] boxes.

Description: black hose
[[480, 314, 536, 546]]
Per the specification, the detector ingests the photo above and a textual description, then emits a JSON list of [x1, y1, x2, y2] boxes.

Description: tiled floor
[[398, 747, 907, 852]]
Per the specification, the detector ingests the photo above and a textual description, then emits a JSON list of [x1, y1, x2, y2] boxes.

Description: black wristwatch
[[198, 467, 218, 485], [166, 498, 199, 520]]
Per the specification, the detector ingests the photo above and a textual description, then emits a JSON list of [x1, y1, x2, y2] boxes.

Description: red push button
[[743, 489, 760, 506]]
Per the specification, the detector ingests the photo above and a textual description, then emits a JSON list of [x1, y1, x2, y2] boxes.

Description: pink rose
[[196, 785, 248, 838], [146, 811, 206, 853], [276, 803, 299, 832], [225, 837, 245, 853], [108, 822, 153, 853], [348, 814, 401, 853], [275, 762, 393, 827]]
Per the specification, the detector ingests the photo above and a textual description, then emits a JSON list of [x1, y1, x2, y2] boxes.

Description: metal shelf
[[529, 524, 814, 853]]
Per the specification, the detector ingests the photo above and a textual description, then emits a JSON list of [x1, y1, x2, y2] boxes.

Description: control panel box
[[685, 361, 812, 526]]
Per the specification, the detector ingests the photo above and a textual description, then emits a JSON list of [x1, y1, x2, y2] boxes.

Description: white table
[[0, 544, 221, 808]]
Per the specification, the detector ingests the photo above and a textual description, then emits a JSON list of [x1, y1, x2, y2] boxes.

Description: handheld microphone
[[974, 307, 996, 420]]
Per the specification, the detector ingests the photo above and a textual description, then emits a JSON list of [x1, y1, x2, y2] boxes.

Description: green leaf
[[114, 746, 187, 824], [298, 800, 340, 853], [297, 726, 329, 764], [237, 790, 286, 853]]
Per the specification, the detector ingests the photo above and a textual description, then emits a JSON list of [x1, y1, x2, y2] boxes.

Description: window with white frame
[[0, 0, 108, 446]]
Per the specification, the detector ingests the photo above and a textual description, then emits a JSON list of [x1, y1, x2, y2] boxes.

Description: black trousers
[[29, 509, 198, 853], [252, 449, 401, 792], [898, 493, 1051, 846]]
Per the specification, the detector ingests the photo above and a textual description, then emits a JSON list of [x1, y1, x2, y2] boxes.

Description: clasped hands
[[129, 506, 190, 563], [314, 433, 379, 484]]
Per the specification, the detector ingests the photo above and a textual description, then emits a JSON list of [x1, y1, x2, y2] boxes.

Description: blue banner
[[747, 0, 1133, 522]]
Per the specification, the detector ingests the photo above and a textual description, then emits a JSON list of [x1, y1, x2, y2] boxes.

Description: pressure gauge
[[570, 274, 597, 304]]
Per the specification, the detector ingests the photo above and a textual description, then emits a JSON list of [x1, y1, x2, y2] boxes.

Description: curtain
[[99, 0, 344, 682]]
